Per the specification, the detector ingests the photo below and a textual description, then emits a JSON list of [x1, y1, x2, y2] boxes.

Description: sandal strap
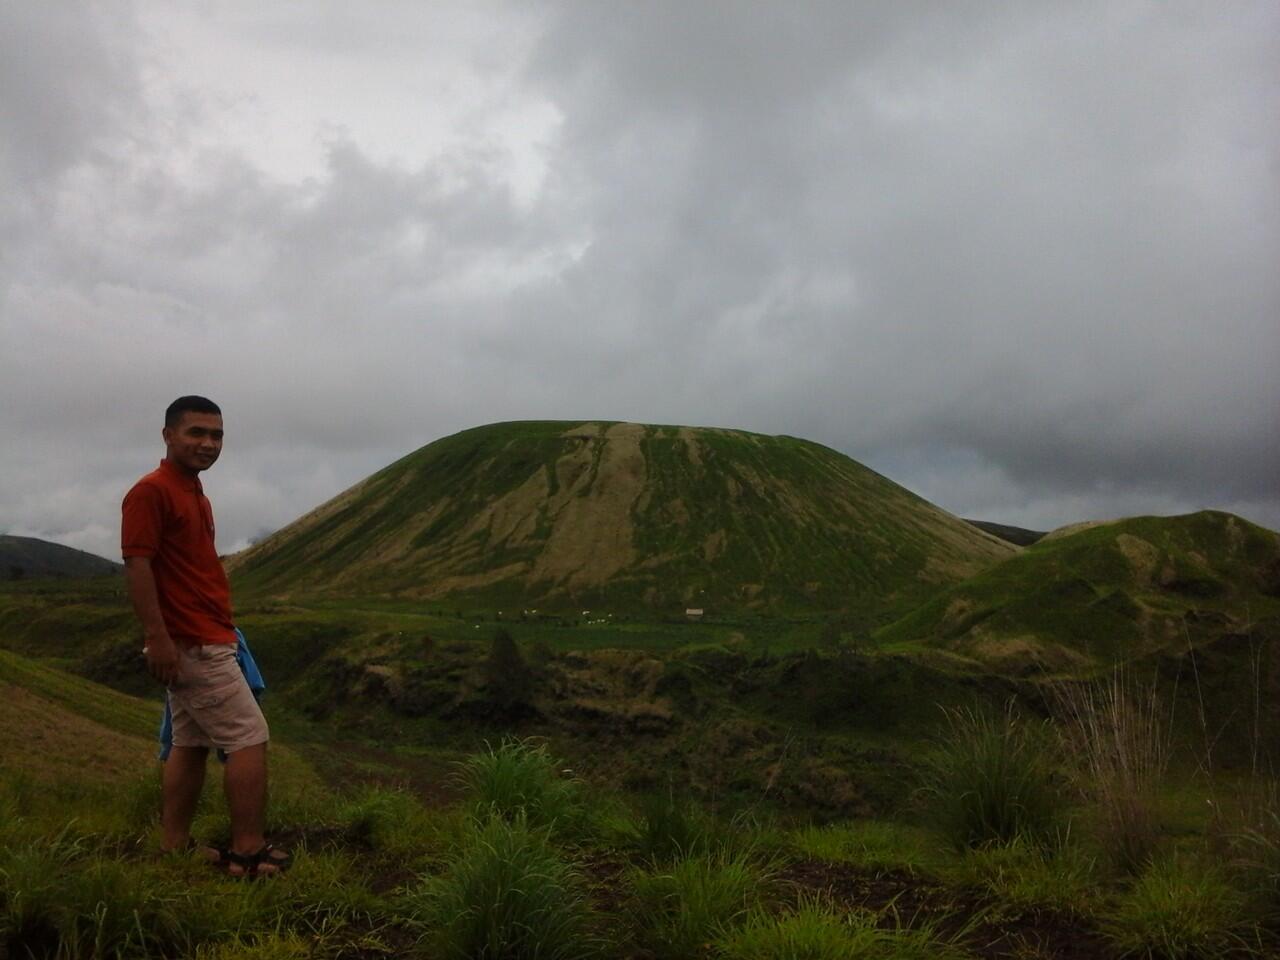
[[223, 847, 260, 871], [225, 843, 292, 875]]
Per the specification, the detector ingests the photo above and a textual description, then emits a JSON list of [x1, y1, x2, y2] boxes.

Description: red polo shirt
[[121, 459, 235, 646]]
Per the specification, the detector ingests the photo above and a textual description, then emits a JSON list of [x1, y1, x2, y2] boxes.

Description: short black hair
[[165, 396, 221, 428]]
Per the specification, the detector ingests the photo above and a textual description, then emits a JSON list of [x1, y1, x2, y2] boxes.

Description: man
[[122, 396, 288, 877]]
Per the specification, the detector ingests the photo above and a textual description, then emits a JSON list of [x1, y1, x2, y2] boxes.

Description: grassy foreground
[[3, 569, 1279, 958], [3, 675, 1279, 959]]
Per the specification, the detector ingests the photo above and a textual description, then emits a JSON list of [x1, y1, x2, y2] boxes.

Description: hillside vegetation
[[877, 511, 1280, 674], [229, 420, 1015, 617]]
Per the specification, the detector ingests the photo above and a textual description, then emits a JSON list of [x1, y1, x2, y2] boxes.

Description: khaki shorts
[[167, 643, 269, 753]]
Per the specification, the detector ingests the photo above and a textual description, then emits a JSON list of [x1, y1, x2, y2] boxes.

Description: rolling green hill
[[875, 511, 1280, 673], [228, 421, 1016, 617], [0, 534, 120, 580]]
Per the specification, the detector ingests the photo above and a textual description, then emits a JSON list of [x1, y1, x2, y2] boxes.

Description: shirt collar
[[159, 458, 202, 493]]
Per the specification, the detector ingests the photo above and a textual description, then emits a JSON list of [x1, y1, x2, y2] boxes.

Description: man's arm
[[124, 556, 180, 686]]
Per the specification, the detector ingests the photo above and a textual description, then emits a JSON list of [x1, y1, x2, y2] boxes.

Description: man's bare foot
[[161, 839, 230, 869]]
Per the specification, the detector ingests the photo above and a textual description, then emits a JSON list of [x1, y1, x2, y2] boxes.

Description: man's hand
[[145, 636, 181, 686], [125, 556, 180, 686]]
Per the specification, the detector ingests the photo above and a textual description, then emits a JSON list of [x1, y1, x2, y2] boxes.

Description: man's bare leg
[[161, 745, 209, 851], [225, 741, 267, 851], [224, 742, 287, 875]]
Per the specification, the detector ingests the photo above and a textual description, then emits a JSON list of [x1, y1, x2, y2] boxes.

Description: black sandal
[[225, 842, 292, 879]]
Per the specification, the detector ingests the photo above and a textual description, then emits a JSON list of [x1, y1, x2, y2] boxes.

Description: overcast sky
[[2, 1, 1277, 561]]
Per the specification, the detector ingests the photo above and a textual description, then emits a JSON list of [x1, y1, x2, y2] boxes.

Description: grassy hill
[[875, 511, 1280, 674], [0, 648, 157, 784], [0, 535, 120, 580], [228, 420, 1015, 618]]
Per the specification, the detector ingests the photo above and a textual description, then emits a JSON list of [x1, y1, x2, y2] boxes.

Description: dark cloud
[[519, 0, 1280, 526], [1, 1, 1277, 561]]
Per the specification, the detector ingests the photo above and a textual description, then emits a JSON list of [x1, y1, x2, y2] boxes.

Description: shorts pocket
[[190, 690, 227, 709]]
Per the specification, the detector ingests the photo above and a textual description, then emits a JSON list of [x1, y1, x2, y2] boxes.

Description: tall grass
[[629, 851, 768, 959], [917, 701, 1061, 850], [1052, 670, 1169, 873], [455, 738, 587, 837]]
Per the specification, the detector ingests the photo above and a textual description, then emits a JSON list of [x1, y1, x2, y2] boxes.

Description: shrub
[[1053, 670, 1169, 874], [1101, 854, 1250, 959], [456, 738, 586, 837], [629, 851, 767, 958], [917, 701, 1061, 851], [484, 627, 536, 717], [403, 812, 599, 960]]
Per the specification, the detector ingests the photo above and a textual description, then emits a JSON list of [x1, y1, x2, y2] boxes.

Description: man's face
[[163, 412, 224, 473]]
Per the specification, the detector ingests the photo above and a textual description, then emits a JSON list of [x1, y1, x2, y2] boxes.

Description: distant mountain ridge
[[963, 519, 1046, 547], [0, 535, 120, 580], [229, 420, 1016, 615]]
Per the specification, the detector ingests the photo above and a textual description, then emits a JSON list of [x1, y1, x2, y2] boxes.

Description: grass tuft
[[629, 851, 768, 958], [717, 897, 970, 960], [192, 931, 313, 959], [1101, 854, 1250, 959], [1231, 790, 1280, 928], [623, 787, 720, 862], [788, 819, 942, 875], [403, 811, 599, 960], [336, 784, 444, 860], [455, 737, 587, 837], [917, 701, 1062, 851], [945, 835, 1100, 913]]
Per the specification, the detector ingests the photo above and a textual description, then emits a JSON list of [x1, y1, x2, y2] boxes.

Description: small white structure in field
[[685, 608, 704, 620]]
